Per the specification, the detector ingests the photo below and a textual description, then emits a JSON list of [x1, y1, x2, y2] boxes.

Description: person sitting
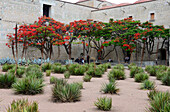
[[75, 58, 80, 63], [125, 56, 130, 63]]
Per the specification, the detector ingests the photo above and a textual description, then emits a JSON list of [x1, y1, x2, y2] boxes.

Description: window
[[43, 4, 51, 17], [150, 13, 155, 20], [129, 16, 133, 20]]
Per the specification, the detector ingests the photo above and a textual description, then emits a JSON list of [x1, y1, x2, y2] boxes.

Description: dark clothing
[[87, 55, 90, 64], [75, 58, 80, 63]]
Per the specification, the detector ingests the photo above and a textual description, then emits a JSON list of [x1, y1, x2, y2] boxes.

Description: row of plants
[[145, 65, 170, 86]]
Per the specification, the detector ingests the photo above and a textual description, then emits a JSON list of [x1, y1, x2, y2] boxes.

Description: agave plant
[[161, 73, 170, 86], [0, 73, 16, 88], [83, 74, 92, 82], [94, 97, 112, 111], [130, 66, 144, 78], [64, 71, 70, 79], [147, 91, 170, 112], [101, 80, 119, 94], [7, 99, 39, 112], [52, 82, 81, 102], [108, 69, 126, 80], [141, 80, 155, 90], [134, 73, 149, 82], [12, 76, 44, 95]]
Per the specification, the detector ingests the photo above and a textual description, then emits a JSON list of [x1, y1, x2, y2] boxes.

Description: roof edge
[[91, 0, 157, 12], [56, 0, 98, 9]]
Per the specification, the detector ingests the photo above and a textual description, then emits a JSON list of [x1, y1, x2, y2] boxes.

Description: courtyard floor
[[0, 69, 169, 112]]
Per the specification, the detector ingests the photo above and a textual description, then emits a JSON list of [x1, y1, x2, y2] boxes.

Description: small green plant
[[16, 68, 25, 78], [64, 71, 70, 79], [52, 82, 81, 102], [53, 65, 67, 73], [26, 65, 40, 73], [2, 64, 15, 72], [156, 71, 167, 80], [161, 73, 170, 86], [83, 74, 92, 82], [0, 73, 16, 88], [42, 63, 52, 72], [50, 77, 67, 85], [141, 80, 155, 90], [101, 80, 119, 94], [94, 97, 112, 111], [25, 68, 43, 79], [128, 63, 136, 70], [12, 76, 44, 95], [108, 69, 125, 80], [71, 82, 83, 89], [86, 67, 103, 77], [130, 66, 144, 78], [113, 64, 124, 71], [6, 99, 39, 112], [46, 70, 51, 77], [147, 91, 170, 112], [145, 65, 152, 73], [149, 67, 157, 76], [134, 73, 149, 82], [147, 89, 160, 100]]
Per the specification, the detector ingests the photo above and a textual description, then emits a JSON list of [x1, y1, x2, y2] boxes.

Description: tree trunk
[[141, 43, 146, 67], [115, 47, 120, 64], [14, 24, 18, 76], [69, 44, 71, 60]]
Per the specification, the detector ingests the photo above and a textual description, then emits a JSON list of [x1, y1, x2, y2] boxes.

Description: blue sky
[[62, 0, 138, 4]]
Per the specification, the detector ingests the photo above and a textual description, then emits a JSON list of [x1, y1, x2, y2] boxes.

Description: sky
[[62, 0, 138, 4]]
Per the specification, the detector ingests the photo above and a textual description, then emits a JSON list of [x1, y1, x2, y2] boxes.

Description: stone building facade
[[0, 0, 169, 63]]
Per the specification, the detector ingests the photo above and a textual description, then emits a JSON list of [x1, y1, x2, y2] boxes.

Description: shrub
[[41, 63, 52, 72], [53, 63, 62, 66], [71, 82, 83, 89], [97, 65, 106, 73], [50, 77, 67, 85], [53, 65, 67, 73], [145, 65, 152, 73], [157, 65, 168, 71], [2, 64, 15, 72], [134, 73, 149, 82], [101, 80, 119, 94], [161, 73, 170, 86], [16, 68, 25, 78], [83, 75, 92, 82], [156, 71, 166, 80], [149, 67, 157, 76], [6, 99, 39, 112], [0, 73, 16, 88], [108, 69, 125, 80], [46, 70, 51, 77], [94, 97, 112, 111], [147, 91, 170, 112], [86, 67, 103, 77], [52, 82, 81, 102], [68, 64, 79, 74], [147, 89, 160, 100], [12, 76, 44, 95], [26, 65, 40, 73], [64, 71, 70, 79], [141, 80, 155, 90], [128, 63, 136, 70], [73, 66, 86, 75], [130, 66, 144, 78], [25, 68, 43, 79], [113, 64, 124, 71]]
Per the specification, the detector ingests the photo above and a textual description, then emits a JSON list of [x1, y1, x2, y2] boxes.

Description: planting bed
[[0, 68, 169, 112]]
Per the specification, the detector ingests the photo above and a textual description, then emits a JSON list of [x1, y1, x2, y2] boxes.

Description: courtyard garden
[[0, 16, 169, 112]]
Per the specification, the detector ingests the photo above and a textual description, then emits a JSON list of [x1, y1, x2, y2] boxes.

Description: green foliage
[[64, 71, 70, 79], [16, 68, 25, 78], [46, 70, 51, 77], [156, 71, 167, 80], [130, 66, 144, 78], [98, 64, 106, 73], [50, 77, 67, 85], [42, 63, 52, 72], [145, 65, 152, 73], [157, 65, 168, 71], [0, 73, 16, 88], [134, 73, 149, 82], [128, 63, 136, 70], [108, 69, 126, 80], [2, 64, 15, 72], [53, 63, 62, 66], [149, 67, 157, 76], [147, 91, 170, 112], [68, 64, 86, 75], [83, 75, 92, 82], [53, 65, 67, 73], [161, 72, 170, 86], [71, 82, 83, 89], [141, 80, 155, 90], [101, 80, 119, 94], [113, 64, 124, 71], [6, 99, 39, 112], [52, 81, 81, 102], [94, 97, 112, 111], [25, 66, 43, 79], [147, 89, 160, 100], [12, 76, 44, 95], [86, 67, 103, 77]]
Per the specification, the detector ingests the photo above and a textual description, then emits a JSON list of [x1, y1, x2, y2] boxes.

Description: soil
[[0, 69, 169, 112]]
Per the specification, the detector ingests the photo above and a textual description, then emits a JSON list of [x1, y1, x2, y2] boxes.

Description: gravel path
[[0, 69, 169, 112]]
